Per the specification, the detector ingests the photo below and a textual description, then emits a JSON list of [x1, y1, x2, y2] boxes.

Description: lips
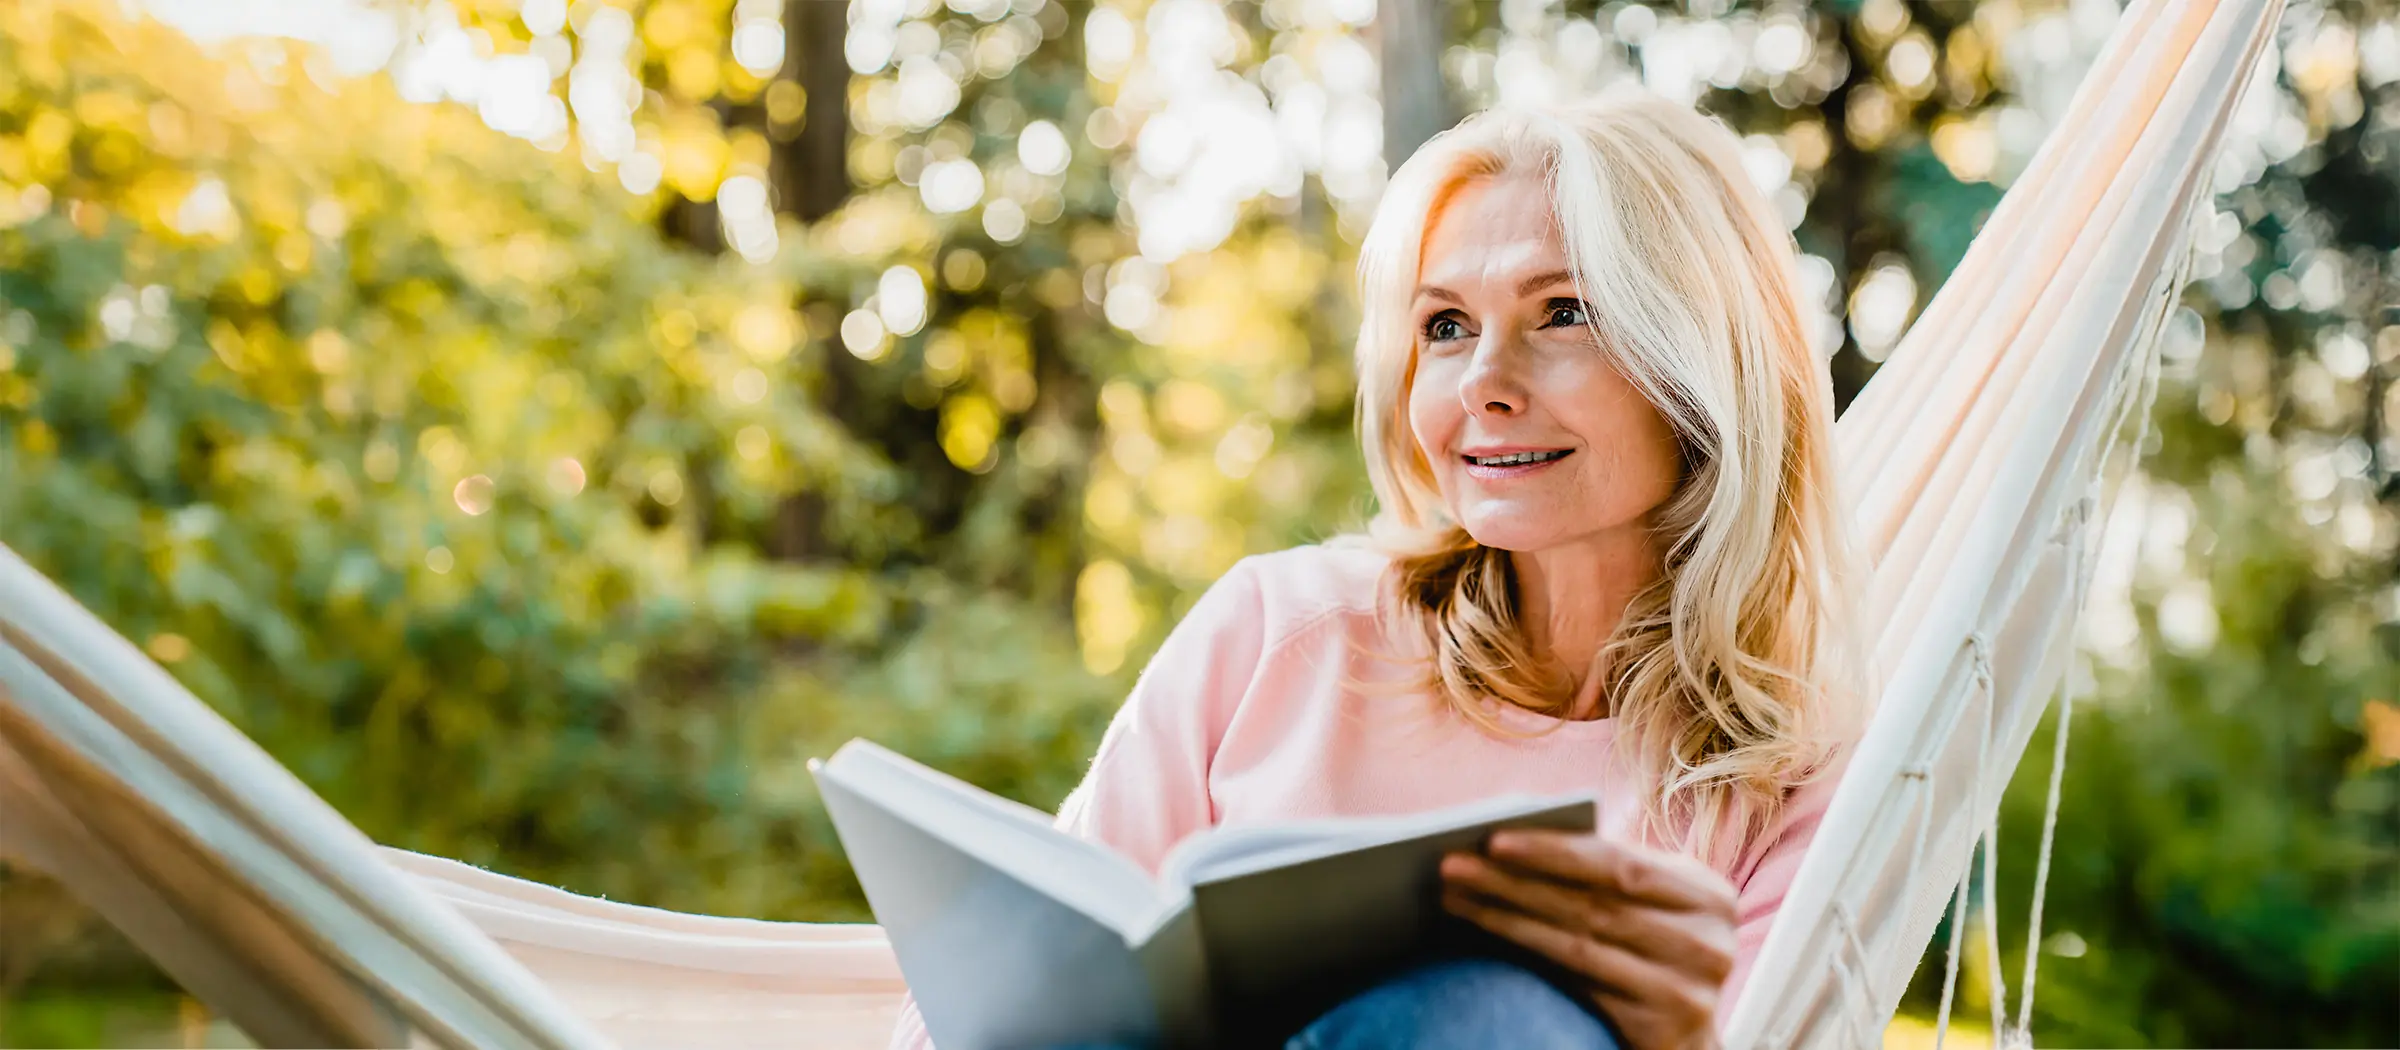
[[1458, 447, 1574, 478], [1463, 449, 1570, 467]]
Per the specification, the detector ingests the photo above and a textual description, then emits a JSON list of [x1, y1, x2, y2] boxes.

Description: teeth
[[1468, 450, 1566, 466]]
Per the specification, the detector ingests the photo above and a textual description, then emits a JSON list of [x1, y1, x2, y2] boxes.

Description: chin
[[1456, 514, 1564, 553]]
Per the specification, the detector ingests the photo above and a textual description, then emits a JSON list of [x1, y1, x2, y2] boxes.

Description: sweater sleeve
[[888, 557, 1271, 1050], [1052, 555, 1268, 870], [1717, 768, 1841, 1022]]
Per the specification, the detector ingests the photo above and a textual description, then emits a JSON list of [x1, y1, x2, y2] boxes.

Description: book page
[[816, 742, 1215, 1048], [818, 741, 1169, 935], [1155, 793, 1595, 890]]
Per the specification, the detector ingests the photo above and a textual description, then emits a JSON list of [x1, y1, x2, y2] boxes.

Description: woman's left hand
[[1440, 831, 1739, 1050]]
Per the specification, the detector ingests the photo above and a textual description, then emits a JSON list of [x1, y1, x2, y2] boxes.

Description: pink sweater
[[890, 543, 1835, 1048]]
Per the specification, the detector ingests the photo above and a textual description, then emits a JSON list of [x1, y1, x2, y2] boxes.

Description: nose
[[1457, 332, 1526, 417]]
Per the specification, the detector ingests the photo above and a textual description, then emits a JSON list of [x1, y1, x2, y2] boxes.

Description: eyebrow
[[1412, 269, 1577, 303], [1516, 269, 1575, 296]]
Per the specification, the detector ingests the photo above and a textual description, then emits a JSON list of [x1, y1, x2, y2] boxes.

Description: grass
[[1887, 1013, 2000, 1050]]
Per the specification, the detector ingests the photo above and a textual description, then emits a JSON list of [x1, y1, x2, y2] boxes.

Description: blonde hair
[[1350, 91, 1863, 863]]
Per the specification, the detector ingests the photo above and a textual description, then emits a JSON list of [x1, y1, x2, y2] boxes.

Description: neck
[[1510, 525, 1665, 720]]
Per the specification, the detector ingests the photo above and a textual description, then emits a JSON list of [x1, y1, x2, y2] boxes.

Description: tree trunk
[[1376, 0, 1454, 173], [658, 194, 724, 253], [776, 0, 852, 223], [758, 2, 856, 561]]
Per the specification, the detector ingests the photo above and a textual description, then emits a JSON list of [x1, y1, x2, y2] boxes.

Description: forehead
[[1417, 174, 1565, 286]]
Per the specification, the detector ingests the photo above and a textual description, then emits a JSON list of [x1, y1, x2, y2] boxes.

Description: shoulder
[[1216, 541, 1389, 646], [1155, 543, 1390, 668]]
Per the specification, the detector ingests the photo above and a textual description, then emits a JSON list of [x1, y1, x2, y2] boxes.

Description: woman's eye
[[1422, 314, 1466, 342], [1544, 300, 1590, 328]]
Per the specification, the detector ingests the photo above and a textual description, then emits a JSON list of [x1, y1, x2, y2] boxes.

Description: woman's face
[[1406, 174, 1683, 553]]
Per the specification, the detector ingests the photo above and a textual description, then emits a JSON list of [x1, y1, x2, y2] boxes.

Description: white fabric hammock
[[1725, 0, 2280, 1043], [0, 0, 2279, 1044]]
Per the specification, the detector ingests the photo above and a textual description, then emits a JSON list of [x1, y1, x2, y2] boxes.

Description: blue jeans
[[1281, 958, 1621, 1050], [1055, 958, 1620, 1049]]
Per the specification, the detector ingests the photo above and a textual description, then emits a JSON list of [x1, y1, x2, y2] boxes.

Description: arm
[[1438, 774, 1837, 1050], [1052, 556, 1269, 869], [887, 558, 1272, 1049], [1441, 835, 1738, 1050], [1717, 789, 1828, 1015]]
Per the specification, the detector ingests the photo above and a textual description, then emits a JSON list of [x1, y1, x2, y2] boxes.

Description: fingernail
[[1440, 853, 1472, 878]]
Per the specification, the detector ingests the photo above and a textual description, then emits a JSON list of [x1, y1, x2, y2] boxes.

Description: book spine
[[1135, 905, 1214, 1049]]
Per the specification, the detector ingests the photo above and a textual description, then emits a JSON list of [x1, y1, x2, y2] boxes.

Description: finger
[[1442, 888, 1716, 1012], [1485, 832, 1737, 915], [1578, 899, 1737, 986], [1443, 857, 1735, 987], [1588, 984, 1719, 1050], [1484, 832, 1731, 913], [1441, 851, 1603, 931], [1445, 891, 1724, 1047]]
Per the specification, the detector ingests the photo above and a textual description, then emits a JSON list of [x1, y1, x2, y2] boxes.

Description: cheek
[[1623, 390, 1683, 491], [1406, 363, 1461, 466], [1550, 356, 1680, 489]]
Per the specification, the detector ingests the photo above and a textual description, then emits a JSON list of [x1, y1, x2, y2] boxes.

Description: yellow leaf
[[642, 2, 698, 51], [24, 109, 74, 177], [662, 120, 730, 199], [938, 392, 1000, 472], [667, 45, 722, 102], [1074, 559, 1144, 676], [146, 633, 191, 663], [19, 419, 56, 456], [731, 302, 796, 361], [2361, 698, 2400, 768]]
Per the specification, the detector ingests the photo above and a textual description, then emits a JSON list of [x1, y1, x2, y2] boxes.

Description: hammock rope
[[1932, 867, 1971, 1050], [1982, 823, 2007, 1042], [2005, 228, 2173, 1043], [2004, 492, 2103, 1046], [1827, 900, 1882, 1050], [2003, 177, 2189, 1047], [2013, 659, 2076, 1045], [1932, 633, 2000, 1050], [1931, 177, 2201, 1050], [1976, 639, 2009, 1045]]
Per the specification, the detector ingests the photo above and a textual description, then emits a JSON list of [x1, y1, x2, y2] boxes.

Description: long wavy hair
[[1350, 91, 1864, 863]]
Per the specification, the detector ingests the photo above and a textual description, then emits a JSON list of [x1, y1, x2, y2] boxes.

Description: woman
[[896, 89, 1861, 1050]]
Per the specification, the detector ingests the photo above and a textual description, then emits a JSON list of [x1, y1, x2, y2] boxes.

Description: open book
[[811, 739, 1597, 1050]]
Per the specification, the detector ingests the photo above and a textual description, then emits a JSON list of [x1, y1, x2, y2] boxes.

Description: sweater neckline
[[1477, 697, 1621, 740]]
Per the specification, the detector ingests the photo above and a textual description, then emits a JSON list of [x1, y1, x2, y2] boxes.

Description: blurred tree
[[0, 0, 1132, 945], [1965, 3, 2400, 1037], [438, 0, 1151, 606], [1377, 0, 1458, 166], [1974, 446, 2399, 1047], [780, 0, 857, 222]]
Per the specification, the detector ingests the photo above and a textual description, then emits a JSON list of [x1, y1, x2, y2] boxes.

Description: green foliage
[[1887, 142, 2001, 283], [0, 3, 1119, 927], [1962, 458, 2400, 1045]]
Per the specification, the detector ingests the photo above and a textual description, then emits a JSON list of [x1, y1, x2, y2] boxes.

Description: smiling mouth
[[1463, 450, 1572, 467]]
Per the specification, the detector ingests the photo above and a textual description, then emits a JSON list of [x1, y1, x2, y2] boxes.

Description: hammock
[[0, 0, 2279, 1044]]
